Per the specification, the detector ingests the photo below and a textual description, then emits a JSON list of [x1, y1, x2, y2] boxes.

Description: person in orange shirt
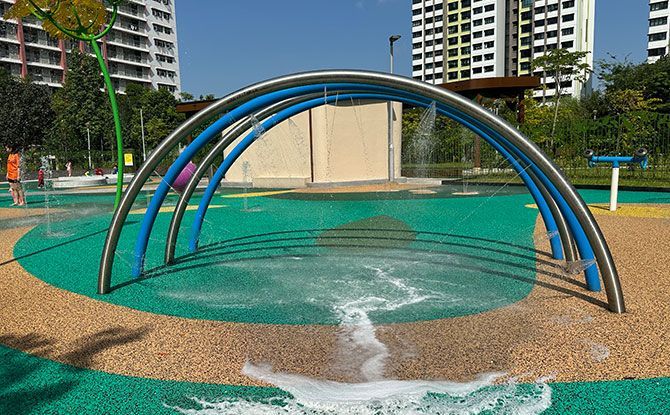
[[6, 146, 25, 206]]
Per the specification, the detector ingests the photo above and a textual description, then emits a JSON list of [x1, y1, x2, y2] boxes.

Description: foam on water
[[166, 364, 552, 414]]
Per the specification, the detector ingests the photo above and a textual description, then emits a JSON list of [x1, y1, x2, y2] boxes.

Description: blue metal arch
[[186, 93, 563, 259], [182, 90, 598, 291], [129, 84, 600, 291]]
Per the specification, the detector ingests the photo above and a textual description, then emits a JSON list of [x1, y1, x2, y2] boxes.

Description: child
[[38, 167, 45, 189], [5, 146, 25, 206]]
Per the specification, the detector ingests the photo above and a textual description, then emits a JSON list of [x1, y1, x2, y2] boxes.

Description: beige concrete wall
[[223, 101, 402, 187]]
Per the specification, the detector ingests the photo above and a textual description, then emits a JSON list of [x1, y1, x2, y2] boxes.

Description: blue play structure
[[584, 148, 648, 212], [96, 70, 626, 313]]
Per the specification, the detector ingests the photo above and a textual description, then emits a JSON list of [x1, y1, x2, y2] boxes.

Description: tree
[[4, 0, 126, 207], [532, 48, 592, 141], [0, 68, 54, 151], [49, 50, 111, 157], [178, 92, 195, 102], [599, 55, 670, 113], [118, 83, 185, 159]]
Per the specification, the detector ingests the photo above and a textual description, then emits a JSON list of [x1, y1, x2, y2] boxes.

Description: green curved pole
[[90, 39, 123, 208], [24, 0, 124, 208]]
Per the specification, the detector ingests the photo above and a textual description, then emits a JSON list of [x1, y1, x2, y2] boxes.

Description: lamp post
[[140, 108, 147, 162], [388, 34, 401, 182], [86, 123, 92, 170]]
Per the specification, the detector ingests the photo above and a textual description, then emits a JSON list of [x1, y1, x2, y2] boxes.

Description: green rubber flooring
[[2, 344, 669, 415], [13, 185, 543, 324]]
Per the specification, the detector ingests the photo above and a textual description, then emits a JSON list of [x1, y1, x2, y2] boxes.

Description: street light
[[388, 34, 401, 182], [140, 108, 147, 162], [86, 122, 92, 170]]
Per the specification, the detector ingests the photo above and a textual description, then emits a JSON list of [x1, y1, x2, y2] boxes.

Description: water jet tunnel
[[97, 70, 625, 313]]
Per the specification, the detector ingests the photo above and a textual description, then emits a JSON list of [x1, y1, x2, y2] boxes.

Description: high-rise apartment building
[[0, 0, 180, 94], [648, 1, 669, 63], [412, 0, 595, 98]]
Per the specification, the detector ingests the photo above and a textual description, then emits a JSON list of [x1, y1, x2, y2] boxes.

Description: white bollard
[[610, 166, 619, 212]]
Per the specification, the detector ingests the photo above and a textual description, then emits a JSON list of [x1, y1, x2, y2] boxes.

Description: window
[[448, 60, 458, 68], [461, 46, 470, 54], [448, 37, 458, 46], [484, 29, 494, 36], [649, 47, 667, 57], [521, 11, 532, 20], [448, 14, 458, 22], [461, 34, 471, 43], [650, 17, 668, 26], [461, 11, 470, 19], [547, 30, 558, 38], [413, 42, 422, 49], [448, 72, 458, 80], [547, 16, 558, 25], [561, 27, 574, 36], [156, 53, 174, 63], [521, 49, 531, 58], [473, 19, 483, 26], [413, 53, 421, 60], [561, 41, 574, 48], [562, 14, 574, 22], [448, 25, 458, 34], [484, 17, 494, 24], [547, 4, 558, 12], [563, 0, 575, 8], [650, 1, 669, 11], [426, 51, 434, 58], [534, 6, 545, 14], [426, 40, 434, 46], [520, 62, 531, 71], [153, 24, 172, 35], [413, 32, 422, 38], [461, 58, 470, 66], [448, 48, 458, 57], [484, 41, 494, 48], [521, 23, 532, 33], [484, 65, 494, 72], [425, 17, 434, 24], [473, 31, 483, 38], [460, 70, 470, 78], [521, 36, 531, 46], [484, 4, 494, 12], [473, 55, 483, 62], [484, 53, 494, 60], [448, 1, 458, 11], [534, 33, 545, 40], [534, 45, 545, 53], [649, 32, 668, 42], [535, 19, 545, 27], [472, 67, 482, 74], [461, 23, 471, 31], [473, 7, 482, 14], [473, 43, 483, 50]]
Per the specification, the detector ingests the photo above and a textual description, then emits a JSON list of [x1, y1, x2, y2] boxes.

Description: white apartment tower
[[647, 0, 669, 63], [0, 0, 181, 94], [412, 0, 595, 98]]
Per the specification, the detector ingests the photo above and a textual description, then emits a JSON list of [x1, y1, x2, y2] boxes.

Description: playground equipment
[[97, 70, 625, 313], [172, 162, 197, 193], [584, 148, 649, 212]]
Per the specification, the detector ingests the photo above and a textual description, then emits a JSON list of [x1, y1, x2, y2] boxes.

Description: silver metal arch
[[98, 70, 624, 313], [165, 96, 578, 266]]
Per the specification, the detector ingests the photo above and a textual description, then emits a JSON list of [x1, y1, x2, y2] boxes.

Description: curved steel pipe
[[99, 70, 623, 313], [183, 92, 594, 287], [184, 92, 570, 263]]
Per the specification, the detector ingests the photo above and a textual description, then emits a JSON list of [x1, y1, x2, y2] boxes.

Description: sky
[[175, 0, 649, 98]]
